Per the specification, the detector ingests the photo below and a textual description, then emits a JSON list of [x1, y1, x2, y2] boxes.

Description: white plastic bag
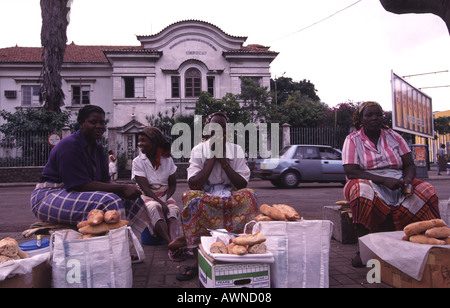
[[50, 226, 144, 288], [439, 198, 449, 226], [251, 220, 333, 288]]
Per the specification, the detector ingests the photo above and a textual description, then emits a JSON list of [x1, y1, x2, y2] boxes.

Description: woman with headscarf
[[172, 112, 258, 281], [342, 101, 441, 267], [30, 105, 150, 238], [132, 126, 182, 261]]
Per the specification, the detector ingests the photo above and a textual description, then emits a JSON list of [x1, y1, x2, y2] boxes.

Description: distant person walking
[[437, 144, 448, 175]]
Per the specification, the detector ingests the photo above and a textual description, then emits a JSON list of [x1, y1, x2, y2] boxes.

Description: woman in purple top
[[30, 105, 150, 236]]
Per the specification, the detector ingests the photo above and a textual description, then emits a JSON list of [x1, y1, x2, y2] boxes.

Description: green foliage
[[434, 116, 450, 135], [0, 108, 71, 135], [271, 77, 321, 105], [239, 77, 273, 123], [280, 91, 329, 127], [195, 91, 250, 124]]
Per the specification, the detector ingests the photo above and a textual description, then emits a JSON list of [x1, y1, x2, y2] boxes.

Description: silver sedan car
[[253, 145, 346, 188]]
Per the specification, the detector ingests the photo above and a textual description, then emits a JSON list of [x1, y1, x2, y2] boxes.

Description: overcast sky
[[1, 0, 449, 112]]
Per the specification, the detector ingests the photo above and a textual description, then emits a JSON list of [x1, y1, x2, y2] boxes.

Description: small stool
[[141, 227, 166, 245]]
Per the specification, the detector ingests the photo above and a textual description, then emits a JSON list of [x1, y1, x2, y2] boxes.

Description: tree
[[380, 0, 450, 34], [271, 77, 321, 105], [194, 91, 251, 124], [0, 109, 71, 134], [239, 77, 274, 123], [40, 0, 71, 112], [280, 90, 329, 127], [434, 116, 450, 134]]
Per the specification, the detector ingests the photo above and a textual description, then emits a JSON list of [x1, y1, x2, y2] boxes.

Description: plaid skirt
[[30, 183, 151, 236], [344, 178, 441, 231], [180, 188, 258, 248]]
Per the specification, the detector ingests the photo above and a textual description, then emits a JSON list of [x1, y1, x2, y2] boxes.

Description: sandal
[[168, 249, 186, 262], [176, 265, 198, 281]]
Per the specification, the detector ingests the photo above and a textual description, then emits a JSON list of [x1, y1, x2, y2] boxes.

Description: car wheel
[[281, 170, 300, 188]]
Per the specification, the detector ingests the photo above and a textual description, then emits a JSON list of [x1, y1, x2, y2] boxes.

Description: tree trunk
[[40, 0, 70, 113]]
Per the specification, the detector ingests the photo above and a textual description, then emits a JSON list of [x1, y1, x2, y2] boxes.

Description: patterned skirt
[[30, 183, 151, 236], [344, 178, 441, 232], [180, 188, 258, 248]]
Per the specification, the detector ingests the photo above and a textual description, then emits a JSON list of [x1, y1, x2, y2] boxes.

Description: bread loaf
[[260, 204, 286, 221], [232, 232, 266, 246], [210, 242, 227, 254], [77, 220, 89, 229], [403, 219, 447, 237], [227, 243, 247, 255], [272, 204, 301, 220], [87, 209, 104, 226], [248, 243, 267, 254], [424, 226, 450, 238], [0, 255, 12, 264], [104, 210, 120, 224], [409, 235, 446, 245], [79, 220, 129, 235], [254, 214, 273, 222], [0, 237, 19, 257]]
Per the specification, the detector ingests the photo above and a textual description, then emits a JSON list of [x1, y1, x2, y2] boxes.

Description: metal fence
[[0, 126, 346, 167], [0, 130, 60, 167], [290, 127, 341, 149]]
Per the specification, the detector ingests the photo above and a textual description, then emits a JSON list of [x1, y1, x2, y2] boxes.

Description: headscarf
[[352, 101, 386, 130], [139, 126, 171, 170]]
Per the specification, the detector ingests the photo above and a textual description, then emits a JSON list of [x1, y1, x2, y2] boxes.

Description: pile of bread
[[402, 219, 450, 245], [254, 204, 301, 221], [0, 237, 29, 264], [210, 232, 267, 255], [76, 209, 129, 239]]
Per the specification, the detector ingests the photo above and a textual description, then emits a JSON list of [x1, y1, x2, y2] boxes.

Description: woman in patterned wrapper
[[170, 112, 258, 281], [342, 101, 441, 267], [30, 105, 151, 239]]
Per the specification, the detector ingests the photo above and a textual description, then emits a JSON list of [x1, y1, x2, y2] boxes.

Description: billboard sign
[[391, 71, 434, 138]]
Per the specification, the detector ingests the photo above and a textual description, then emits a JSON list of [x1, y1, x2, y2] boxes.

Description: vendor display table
[[359, 231, 450, 288]]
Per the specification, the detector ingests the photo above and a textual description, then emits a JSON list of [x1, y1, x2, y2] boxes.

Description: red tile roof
[[0, 42, 277, 63], [0, 44, 146, 63]]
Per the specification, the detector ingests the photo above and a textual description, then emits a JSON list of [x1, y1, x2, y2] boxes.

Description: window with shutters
[[185, 68, 201, 98]]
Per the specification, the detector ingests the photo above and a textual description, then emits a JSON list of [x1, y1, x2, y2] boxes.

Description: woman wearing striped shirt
[[342, 102, 441, 267]]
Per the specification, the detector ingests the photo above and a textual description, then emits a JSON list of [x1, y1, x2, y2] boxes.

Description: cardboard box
[[198, 247, 270, 288], [323, 206, 357, 244], [0, 261, 51, 288], [376, 248, 450, 288]]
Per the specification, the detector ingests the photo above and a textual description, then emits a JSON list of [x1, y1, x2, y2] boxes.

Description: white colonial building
[[0, 20, 278, 166]]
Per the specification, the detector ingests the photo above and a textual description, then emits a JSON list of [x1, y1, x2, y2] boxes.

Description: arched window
[[185, 68, 201, 97]]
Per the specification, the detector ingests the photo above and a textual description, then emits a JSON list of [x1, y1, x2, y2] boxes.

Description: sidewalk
[[0, 166, 448, 288]]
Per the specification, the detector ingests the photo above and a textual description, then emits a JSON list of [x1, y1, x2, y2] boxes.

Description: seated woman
[[132, 126, 182, 261], [173, 112, 259, 281], [30, 105, 150, 237], [342, 101, 441, 267]]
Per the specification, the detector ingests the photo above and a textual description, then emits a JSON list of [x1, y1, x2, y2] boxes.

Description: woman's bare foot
[[168, 235, 187, 251]]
